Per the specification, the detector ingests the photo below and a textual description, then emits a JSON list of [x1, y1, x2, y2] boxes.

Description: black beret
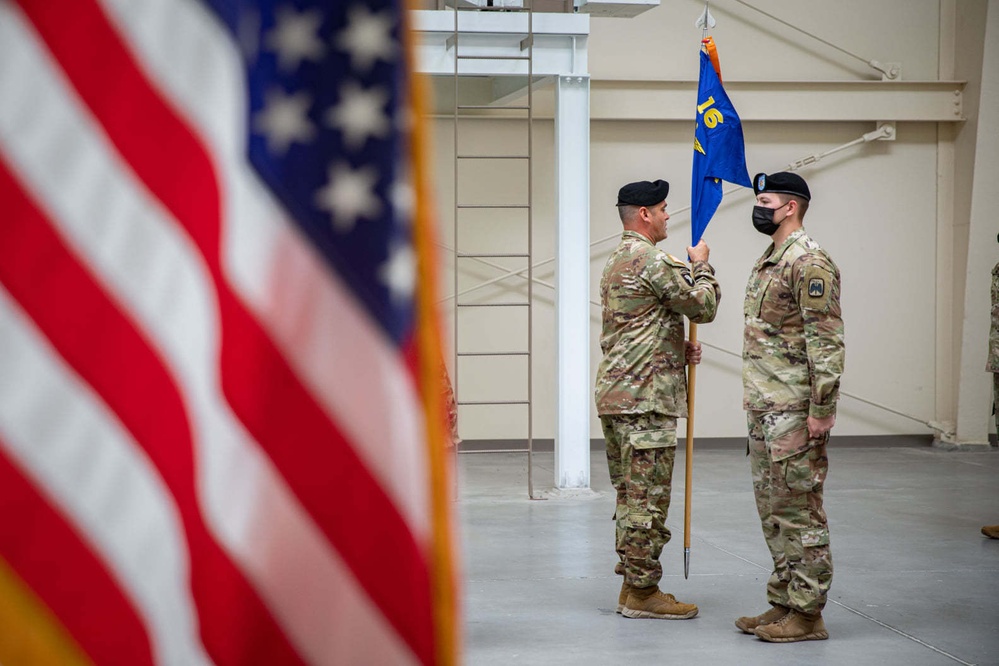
[[753, 172, 811, 201], [616, 179, 669, 207]]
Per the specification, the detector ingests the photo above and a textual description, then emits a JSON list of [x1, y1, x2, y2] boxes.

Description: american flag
[[0, 0, 457, 664]]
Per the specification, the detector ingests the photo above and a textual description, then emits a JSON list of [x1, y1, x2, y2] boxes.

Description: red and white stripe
[[0, 0, 440, 663]]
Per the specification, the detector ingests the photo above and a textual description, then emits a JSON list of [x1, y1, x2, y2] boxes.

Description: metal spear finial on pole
[[695, 2, 715, 41]]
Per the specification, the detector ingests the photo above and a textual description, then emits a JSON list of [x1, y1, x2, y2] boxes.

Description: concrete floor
[[457, 443, 999, 666]]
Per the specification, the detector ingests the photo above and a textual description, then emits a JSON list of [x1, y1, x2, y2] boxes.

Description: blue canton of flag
[[207, 0, 415, 344], [690, 48, 751, 245]]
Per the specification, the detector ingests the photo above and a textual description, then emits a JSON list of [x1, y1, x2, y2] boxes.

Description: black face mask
[[752, 202, 790, 236]]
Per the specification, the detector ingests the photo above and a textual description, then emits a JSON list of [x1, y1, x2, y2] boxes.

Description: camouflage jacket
[[989, 261, 999, 372], [440, 355, 460, 445], [595, 231, 720, 417], [743, 228, 844, 418]]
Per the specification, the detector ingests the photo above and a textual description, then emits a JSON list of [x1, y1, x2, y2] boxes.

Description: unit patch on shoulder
[[802, 264, 834, 311], [808, 278, 825, 298], [682, 272, 695, 287]]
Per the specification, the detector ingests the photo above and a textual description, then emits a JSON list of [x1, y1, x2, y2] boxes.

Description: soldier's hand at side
[[807, 414, 835, 439], [685, 341, 702, 366], [687, 240, 709, 263]]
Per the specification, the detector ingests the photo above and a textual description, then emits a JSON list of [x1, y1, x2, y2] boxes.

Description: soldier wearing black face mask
[[737, 171, 845, 644], [751, 199, 792, 236]]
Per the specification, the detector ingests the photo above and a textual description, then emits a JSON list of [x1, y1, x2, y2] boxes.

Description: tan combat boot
[[622, 585, 698, 620], [616, 582, 633, 614], [734, 605, 789, 634], [982, 525, 999, 539], [754, 609, 828, 643]]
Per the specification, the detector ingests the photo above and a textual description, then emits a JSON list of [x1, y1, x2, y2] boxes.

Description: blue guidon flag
[[0, 1, 458, 664], [691, 39, 752, 245]]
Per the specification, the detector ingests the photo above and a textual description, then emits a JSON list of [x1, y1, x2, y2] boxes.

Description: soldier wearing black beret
[[752, 171, 811, 201], [595, 179, 720, 621], [737, 171, 845, 643], [615, 179, 671, 207]]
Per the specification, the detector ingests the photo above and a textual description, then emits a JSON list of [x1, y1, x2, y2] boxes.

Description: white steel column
[[554, 74, 591, 488], [954, 0, 999, 448]]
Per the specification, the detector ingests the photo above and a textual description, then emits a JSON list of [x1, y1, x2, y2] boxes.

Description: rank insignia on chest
[[808, 278, 825, 298]]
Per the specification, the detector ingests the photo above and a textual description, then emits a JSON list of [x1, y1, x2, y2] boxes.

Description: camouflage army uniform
[[440, 356, 460, 447], [595, 230, 720, 588], [988, 262, 999, 439], [743, 228, 844, 616]]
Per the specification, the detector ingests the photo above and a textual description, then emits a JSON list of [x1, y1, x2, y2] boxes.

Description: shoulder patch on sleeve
[[659, 253, 695, 286], [808, 277, 824, 298], [802, 264, 834, 311]]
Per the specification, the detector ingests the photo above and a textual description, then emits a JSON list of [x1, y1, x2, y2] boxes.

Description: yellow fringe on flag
[[401, 3, 462, 664], [0, 555, 92, 666], [702, 36, 723, 81]]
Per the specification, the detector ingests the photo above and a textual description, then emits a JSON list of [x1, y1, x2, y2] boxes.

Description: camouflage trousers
[[993, 373, 999, 439], [600, 412, 677, 588], [747, 410, 832, 615]]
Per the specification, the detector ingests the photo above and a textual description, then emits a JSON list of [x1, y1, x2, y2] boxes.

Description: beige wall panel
[[434, 115, 940, 440], [586, 0, 941, 82], [424, 0, 985, 441], [433, 117, 558, 440], [588, 119, 939, 438]]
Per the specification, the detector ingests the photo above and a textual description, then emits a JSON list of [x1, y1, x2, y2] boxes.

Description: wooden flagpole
[[683, 321, 697, 579], [684, 1, 719, 581]]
